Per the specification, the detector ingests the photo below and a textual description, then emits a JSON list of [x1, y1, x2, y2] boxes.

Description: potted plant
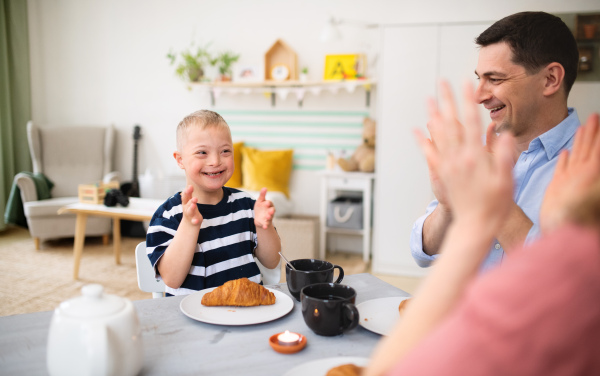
[[212, 51, 240, 82], [167, 43, 213, 83], [299, 66, 309, 82]]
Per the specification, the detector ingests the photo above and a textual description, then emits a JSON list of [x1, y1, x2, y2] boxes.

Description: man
[[410, 11, 581, 269]]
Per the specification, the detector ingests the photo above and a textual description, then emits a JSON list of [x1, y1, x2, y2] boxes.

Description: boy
[[146, 110, 281, 296]]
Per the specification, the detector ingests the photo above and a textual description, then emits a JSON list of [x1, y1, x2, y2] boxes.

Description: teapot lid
[[59, 284, 125, 318]]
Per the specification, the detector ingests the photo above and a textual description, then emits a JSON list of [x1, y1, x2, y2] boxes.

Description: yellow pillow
[[241, 147, 294, 198], [226, 141, 244, 188]]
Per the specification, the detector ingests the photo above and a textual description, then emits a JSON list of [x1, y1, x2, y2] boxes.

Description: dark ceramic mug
[[300, 283, 359, 336], [285, 259, 344, 301]]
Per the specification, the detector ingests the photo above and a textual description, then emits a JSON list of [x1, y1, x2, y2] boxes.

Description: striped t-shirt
[[146, 187, 262, 296]]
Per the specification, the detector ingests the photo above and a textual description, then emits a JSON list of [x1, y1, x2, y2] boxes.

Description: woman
[[365, 81, 600, 376]]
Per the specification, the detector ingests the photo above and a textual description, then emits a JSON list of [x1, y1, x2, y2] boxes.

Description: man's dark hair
[[475, 11, 579, 95]]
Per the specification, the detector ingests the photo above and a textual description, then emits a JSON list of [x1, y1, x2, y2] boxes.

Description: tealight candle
[[277, 330, 300, 346], [269, 331, 307, 354]]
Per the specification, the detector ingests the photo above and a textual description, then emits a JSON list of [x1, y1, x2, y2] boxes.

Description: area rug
[[0, 227, 151, 316]]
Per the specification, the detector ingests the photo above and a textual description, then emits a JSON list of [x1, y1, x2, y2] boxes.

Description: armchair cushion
[[24, 197, 79, 217]]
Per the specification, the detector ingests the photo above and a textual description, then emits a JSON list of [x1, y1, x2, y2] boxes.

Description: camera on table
[[104, 189, 130, 207]]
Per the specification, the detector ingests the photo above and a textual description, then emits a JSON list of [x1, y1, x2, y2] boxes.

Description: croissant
[[398, 298, 411, 317], [201, 278, 276, 307], [326, 364, 364, 376]]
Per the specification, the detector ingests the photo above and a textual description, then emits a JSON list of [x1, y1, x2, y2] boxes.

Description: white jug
[[47, 284, 143, 376]]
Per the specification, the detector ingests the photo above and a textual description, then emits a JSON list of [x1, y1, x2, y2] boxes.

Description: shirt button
[[494, 243, 501, 250]]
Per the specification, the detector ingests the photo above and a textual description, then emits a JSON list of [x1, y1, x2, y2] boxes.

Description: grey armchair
[[14, 121, 119, 249]]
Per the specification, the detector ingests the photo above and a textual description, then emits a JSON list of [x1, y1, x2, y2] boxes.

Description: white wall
[[27, 0, 600, 269], [27, 0, 600, 177], [27, 0, 386, 216]]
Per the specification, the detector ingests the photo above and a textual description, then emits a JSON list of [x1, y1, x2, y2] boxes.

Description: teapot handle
[[86, 322, 113, 376]]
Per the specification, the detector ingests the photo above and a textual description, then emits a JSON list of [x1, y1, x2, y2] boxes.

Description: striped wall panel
[[219, 110, 370, 170]]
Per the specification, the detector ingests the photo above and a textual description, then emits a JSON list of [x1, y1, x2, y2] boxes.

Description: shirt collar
[[532, 108, 580, 159]]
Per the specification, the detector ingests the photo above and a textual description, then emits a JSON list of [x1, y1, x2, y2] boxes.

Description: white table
[[319, 171, 376, 262], [0, 273, 409, 376], [58, 198, 163, 279]]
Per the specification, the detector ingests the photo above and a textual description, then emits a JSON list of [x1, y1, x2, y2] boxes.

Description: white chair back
[[134, 242, 281, 298], [135, 242, 165, 298], [256, 258, 282, 285]]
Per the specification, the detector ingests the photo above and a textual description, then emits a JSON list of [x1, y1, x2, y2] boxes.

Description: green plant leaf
[[167, 42, 215, 82]]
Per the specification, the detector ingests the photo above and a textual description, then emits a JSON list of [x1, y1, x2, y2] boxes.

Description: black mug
[[286, 259, 344, 301], [301, 283, 359, 336]]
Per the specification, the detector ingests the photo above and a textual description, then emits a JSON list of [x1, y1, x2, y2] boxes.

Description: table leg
[[113, 218, 121, 264], [73, 213, 88, 280]]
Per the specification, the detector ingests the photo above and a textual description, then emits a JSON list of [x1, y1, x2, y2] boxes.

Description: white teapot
[[47, 284, 143, 376]]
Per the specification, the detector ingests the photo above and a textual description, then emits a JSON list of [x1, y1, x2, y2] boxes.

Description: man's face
[[174, 125, 234, 194], [474, 42, 546, 137]]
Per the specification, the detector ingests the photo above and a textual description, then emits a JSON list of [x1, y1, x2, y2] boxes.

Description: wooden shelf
[[190, 79, 377, 107], [576, 13, 600, 40], [194, 79, 376, 88]]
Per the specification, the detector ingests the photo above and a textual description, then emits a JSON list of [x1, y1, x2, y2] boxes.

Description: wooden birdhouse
[[264, 39, 298, 81]]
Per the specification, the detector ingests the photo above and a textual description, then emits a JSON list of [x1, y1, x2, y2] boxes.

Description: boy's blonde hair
[[176, 110, 231, 151]]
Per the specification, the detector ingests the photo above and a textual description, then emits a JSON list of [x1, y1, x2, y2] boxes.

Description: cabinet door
[[373, 23, 490, 277], [373, 25, 438, 276]]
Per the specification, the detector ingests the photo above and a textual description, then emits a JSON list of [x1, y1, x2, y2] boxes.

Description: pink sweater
[[389, 224, 600, 376]]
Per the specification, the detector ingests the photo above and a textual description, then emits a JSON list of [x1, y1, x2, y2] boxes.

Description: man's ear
[[542, 62, 565, 97], [173, 151, 185, 169]]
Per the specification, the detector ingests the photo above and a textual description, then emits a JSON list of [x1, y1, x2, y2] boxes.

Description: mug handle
[[332, 265, 344, 283], [342, 302, 359, 331]]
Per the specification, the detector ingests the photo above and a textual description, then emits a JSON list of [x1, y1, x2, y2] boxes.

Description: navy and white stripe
[[146, 187, 261, 296]]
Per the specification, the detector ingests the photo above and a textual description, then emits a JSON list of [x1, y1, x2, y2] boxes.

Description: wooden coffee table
[[58, 198, 163, 279]]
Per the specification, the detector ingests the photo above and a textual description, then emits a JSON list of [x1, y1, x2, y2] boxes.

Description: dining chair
[[134, 242, 282, 299], [135, 241, 165, 298]]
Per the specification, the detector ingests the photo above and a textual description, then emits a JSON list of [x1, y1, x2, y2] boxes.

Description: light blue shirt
[[409, 108, 581, 270]]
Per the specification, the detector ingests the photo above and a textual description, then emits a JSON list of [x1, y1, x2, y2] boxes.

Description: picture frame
[[235, 65, 262, 82], [323, 54, 366, 80]]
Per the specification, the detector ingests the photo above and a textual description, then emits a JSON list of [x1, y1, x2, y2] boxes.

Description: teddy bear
[[337, 117, 376, 172]]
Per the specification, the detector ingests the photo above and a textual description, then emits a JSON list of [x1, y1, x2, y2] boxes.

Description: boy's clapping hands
[[181, 185, 202, 226], [254, 188, 275, 230]]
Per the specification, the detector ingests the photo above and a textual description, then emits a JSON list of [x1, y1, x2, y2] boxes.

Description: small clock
[[271, 64, 290, 81]]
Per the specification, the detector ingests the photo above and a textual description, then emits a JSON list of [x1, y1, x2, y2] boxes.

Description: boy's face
[[174, 124, 234, 195]]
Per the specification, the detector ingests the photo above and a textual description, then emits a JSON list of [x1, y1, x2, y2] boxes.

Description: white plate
[[179, 287, 293, 325], [357, 297, 410, 336], [284, 356, 369, 376]]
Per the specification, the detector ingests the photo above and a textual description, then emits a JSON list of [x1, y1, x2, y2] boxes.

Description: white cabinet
[[319, 171, 375, 263], [373, 23, 491, 277]]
